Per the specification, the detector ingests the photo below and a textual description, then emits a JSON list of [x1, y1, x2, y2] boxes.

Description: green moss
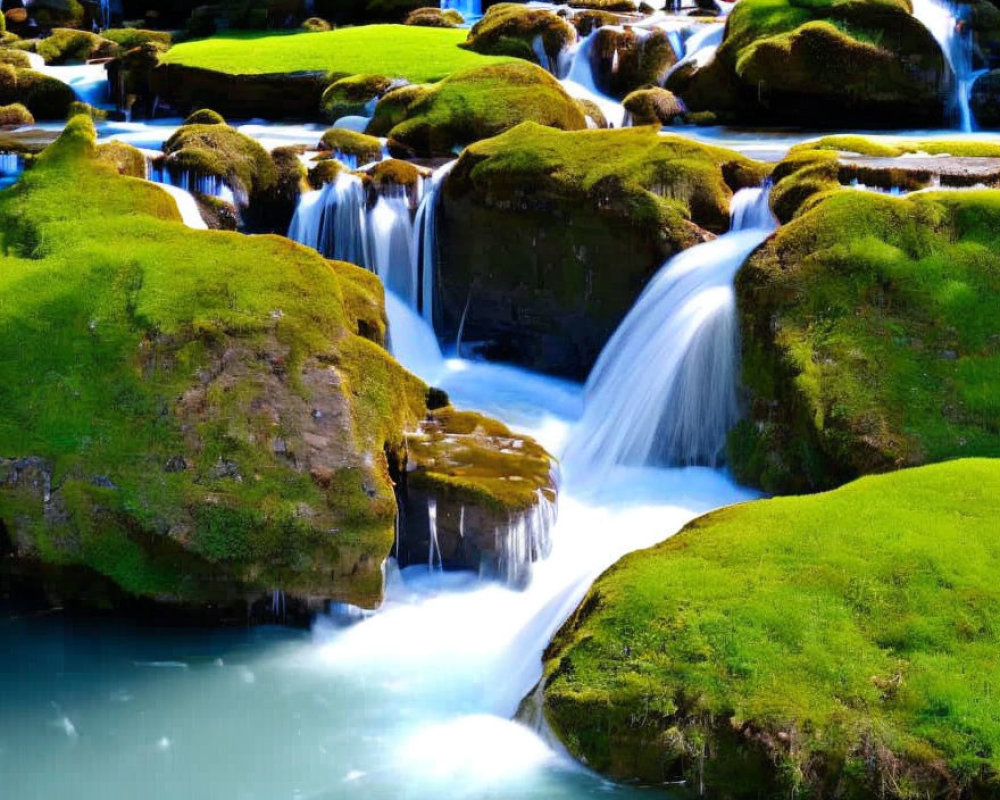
[[732, 188, 1000, 493], [95, 140, 146, 177], [405, 7, 465, 27], [161, 26, 516, 83], [0, 116, 432, 607], [35, 28, 119, 65], [0, 66, 75, 120], [793, 135, 1000, 159], [386, 61, 588, 157], [319, 127, 384, 162], [462, 3, 577, 64], [367, 82, 433, 136], [0, 101, 32, 126], [102, 28, 172, 51], [406, 407, 555, 513], [543, 459, 1000, 798], [370, 158, 426, 190], [301, 16, 332, 32], [308, 157, 345, 188], [623, 88, 684, 126], [0, 50, 30, 69], [668, 0, 948, 126], [183, 108, 226, 125], [321, 73, 394, 122], [163, 121, 278, 200]]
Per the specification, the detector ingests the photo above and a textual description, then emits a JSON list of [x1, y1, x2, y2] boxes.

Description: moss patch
[[732, 188, 1000, 492], [462, 3, 577, 64], [543, 458, 1000, 798]]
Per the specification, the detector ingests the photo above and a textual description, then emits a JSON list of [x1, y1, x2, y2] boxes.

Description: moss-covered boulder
[[623, 87, 685, 125], [380, 61, 588, 157], [0, 64, 75, 120], [540, 458, 1000, 798], [437, 122, 768, 377], [32, 28, 120, 64], [161, 119, 278, 205], [0, 101, 32, 127], [183, 107, 226, 126], [667, 0, 949, 127], [321, 73, 396, 122], [318, 127, 384, 164], [0, 49, 31, 69], [405, 7, 464, 27], [0, 116, 557, 616], [399, 408, 556, 585], [102, 28, 173, 51], [462, 3, 577, 67], [95, 139, 146, 177], [730, 187, 1000, 493], [301, 16, 332, 31], [22, 0, 83, 28]]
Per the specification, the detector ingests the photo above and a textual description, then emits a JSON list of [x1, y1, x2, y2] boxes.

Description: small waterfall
[[665, 22, 724, 82], [288, 173, 372, 268], [412, 160, 456, 327], [493, 491, 557, 589], [558, 29, 626, 128], [369, 190, 417, 306], [911, 0, 986, 131], [427, 499, 442, 572], [152, 183, 209, 230], [441, 0, 481, 21], [0, 152, 23, 190], [146, 160, 240, 206], [563, 185, 776, 475], [25, 52, 112, 109]]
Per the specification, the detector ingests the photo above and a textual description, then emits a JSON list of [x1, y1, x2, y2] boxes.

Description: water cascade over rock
[[558, 29, 626, 127], [287, 172, 373, 267], [564, 185, 776, 475], [412, 161, 457, 327], [911, 0, 986, 131]]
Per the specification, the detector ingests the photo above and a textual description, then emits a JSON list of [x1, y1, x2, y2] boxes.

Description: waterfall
[[0, 152, 23, 190], [25, 52, 112, 109], [441, 0, 481, 21], [412, 160, 456, 327], [558, 30, 626, 128], [146, 160, 240, 207], [563, 185, 776, 476], [911, 0, 986, 131], [665, 21, 725, 82], [288, 173, 372, 268], [369, 190, 417, 306], [153, 183, 208, 230]]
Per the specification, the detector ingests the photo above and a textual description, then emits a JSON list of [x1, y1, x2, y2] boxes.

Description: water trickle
[[146, 160, 240, 206], [564, 185, 776, 476], [370, 190, 418, 307], [912, 0, 986, 131], [412, 160, 457, 327], [427, 499, 442, 572], [288, 172, 372, 267]]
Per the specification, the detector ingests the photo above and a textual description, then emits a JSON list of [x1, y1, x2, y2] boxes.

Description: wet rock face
[[589, 27, 676, 99], [971, 69, 1000, 128]]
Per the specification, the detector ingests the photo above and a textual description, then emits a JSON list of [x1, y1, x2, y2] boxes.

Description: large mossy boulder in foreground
[[667, 0, 949, 127], [0, 117, 555, 616], [378, 61, 588, 157], [437, 123, 768, 377], [540, 458, 1000, 799], [730, 186, 1000, 493]]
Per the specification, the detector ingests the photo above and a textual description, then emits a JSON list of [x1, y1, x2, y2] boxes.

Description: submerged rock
[[731, 184, 1000, 492], [667, 0, 949, 127], [540, 458, 1000, 798], [437, 122, 767, 377]]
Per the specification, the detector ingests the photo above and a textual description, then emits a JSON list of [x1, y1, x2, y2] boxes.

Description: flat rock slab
[[838, 154, 1000, 187]]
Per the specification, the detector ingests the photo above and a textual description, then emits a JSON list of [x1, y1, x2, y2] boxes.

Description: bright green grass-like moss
[[792, 135, 1000, 158], [0, 116, 425, 605], [161, 26, 515, 82], [543, 459, 1000, 798], [733, 188, 1000, 492]]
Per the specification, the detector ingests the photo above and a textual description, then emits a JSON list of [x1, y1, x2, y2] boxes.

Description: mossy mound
[[0, 49, 30, 69], [318, 127, 384, 164], [308, 157, 346, 188], [731, 188, 1000, 493], [590, 27, 676, 99], [438, 122, 767, 376], [321, 73, 395, 122], [667, 0, 949, 127], [183, 108, 226, 126], [462, 3, 577, 65], [382, 61, 588, 157], [569, 0, 637, 10], [24, 0, 83, 28], [102, 28, 172, 51], [0, 65, 75, 120], [0, 116, 427, 609], [0, 101, 32, 127], [369, 157, 427, 192], [301, 16, 332, 31], [623, 87, 685, 126], [253, 144, 307, 234], [34, 28, 119, 64], [541, 459, 1000, 798], [95, 139, 146, 177], [405, 7, 464, 27], [162, 120, 278, 202], [366, 82, 433, 135]]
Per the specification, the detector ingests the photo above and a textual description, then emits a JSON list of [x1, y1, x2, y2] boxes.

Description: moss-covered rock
[[437, 122, 768, 376], [308, 157, 346, 188], [23, 0, 83, 28], [301, 16, 332, 31], [318, 127, 384, 164], [369, 157, 428, 193], [102, 28, 172, 51], [0, 49, 31, 69], [183, 107, 226, 126], [462, 3, 577, 66], [382, 61, 588, 157], [0, 101, 32, 127], [667, 0, 949, 127], [366, 82, 433, 135], [0, 65, 75, 120], [34, 28, 119, 65], [623, 87, 685, 125], [95, 139, 146, 177], [252, 144, 307, 233], [971, 69, 1000, 129], [731, 188, 1000, 493], [321, 73, 396, 122], [161, 120, 278, 204], [541, 458, 1000, 798], [405, 6, 465, 27]]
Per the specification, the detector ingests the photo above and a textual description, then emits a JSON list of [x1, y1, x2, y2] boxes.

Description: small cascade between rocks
[[0, 152, 23, 190], [912, 0, 986, 131], [287, 172, 373, 267], [412, 160, 457, 326], [558, 29, 626, 128], [145, 159, 241, 207], [563, 185, 776, 476], [25, 52, 112, 109], [664, 21, 725, 83]]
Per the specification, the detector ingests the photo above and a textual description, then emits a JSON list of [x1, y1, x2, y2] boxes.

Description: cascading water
[[25, 52, 112, 109], [412, 160, 456, 326], [441, 0, 481, 21], [665, 21, 725, 82], [288, 172, 372, 267], [369, 190, 418, 306], [563, 185, 776, 476], [0, 152, 23, 190], [558, 30, 626, 128], [911, 0, 986, 131], [146, 160, 240, 207]]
